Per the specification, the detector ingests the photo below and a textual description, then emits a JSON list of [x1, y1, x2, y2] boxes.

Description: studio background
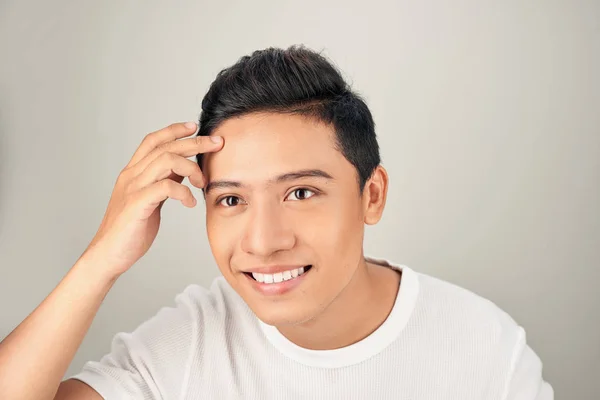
[[0, 1, 598, 398]]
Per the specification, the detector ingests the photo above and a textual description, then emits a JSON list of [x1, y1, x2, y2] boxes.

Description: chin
[[250, 303, 317, 327]]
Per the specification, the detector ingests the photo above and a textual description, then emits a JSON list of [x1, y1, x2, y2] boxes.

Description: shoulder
[[96, 278, 243, 356], [70, 276, 254, 398], [84, 277, 251, 365], [166, 276, 254, 332], [409, 270, 527, 378], [400, 268, 552, 398], [407, 269, 554, 397], [413, 270, 522, 340]]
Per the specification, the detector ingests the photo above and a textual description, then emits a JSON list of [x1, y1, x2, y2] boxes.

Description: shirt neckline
[[258, 255, 420, 368]]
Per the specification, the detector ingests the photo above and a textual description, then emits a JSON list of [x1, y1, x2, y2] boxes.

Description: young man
[[0, 46, 553, 399]]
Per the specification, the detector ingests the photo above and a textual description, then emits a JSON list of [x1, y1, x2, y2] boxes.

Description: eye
[[216, 188, 317, 208], [217, 196, 244, 207], [286, 188, 316, 201]]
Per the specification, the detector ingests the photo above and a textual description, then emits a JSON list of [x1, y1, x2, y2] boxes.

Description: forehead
[[203, 112, 346, 182]]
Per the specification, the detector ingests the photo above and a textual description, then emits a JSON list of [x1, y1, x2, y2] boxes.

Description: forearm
[[0, 254, 118, 400]]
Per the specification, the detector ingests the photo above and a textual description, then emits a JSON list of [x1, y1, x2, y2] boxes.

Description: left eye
[[286, 188, 316, 201]]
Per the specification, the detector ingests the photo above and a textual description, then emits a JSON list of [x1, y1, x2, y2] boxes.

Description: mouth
[[244, 265, 313, 284]]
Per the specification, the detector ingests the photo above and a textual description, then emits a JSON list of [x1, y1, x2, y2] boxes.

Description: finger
[[131, 135, 223, 175], [131, 152, 205, 192], [126, 122, 198, 169], [134, 179, 197, 214]]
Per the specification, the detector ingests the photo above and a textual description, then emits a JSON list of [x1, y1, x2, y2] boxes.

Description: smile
[[247, 265, 312, 284], [243, 265, 313, 295]]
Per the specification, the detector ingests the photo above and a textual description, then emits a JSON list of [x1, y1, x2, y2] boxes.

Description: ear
[[362, 165, 389, 225]]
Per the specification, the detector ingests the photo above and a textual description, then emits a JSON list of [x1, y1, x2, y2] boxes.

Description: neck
[[276, 257, 401, 350]]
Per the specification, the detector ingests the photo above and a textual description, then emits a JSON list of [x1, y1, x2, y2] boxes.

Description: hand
[[81, 122, 223, 279]]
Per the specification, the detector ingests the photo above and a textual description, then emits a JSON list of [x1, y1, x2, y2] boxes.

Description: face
[[202, 112, 373, 327]]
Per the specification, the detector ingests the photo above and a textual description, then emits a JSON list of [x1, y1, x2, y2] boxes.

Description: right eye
[[217, 196, 243, 207]]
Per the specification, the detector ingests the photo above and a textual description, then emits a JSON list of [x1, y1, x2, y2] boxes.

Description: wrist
[[74, 246, 122, 286]]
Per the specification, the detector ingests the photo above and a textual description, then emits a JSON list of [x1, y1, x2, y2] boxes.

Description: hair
[[195, 45, 380, 194]]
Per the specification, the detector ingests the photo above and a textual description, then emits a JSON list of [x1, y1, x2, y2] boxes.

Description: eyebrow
[[204, 169, 334, 195]]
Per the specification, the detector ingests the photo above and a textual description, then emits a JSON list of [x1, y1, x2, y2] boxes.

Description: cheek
[[206, 214, 235, 262], [299, 198, 364, 256]]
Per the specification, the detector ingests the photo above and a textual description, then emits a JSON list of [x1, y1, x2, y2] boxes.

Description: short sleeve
[[504, 327, 554, 400], [69, 284, 201, 400]]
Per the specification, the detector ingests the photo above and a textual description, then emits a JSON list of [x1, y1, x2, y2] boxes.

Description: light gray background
[[0, 0, 598, 398]]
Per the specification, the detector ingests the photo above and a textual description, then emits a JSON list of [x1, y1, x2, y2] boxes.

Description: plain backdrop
[[0, 0, 598, 398]]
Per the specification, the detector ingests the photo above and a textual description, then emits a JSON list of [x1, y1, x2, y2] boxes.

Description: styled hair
[[195, 45, 380, 193]]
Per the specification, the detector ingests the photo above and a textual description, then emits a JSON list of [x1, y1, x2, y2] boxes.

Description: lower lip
[[244, 267, 311, 296]]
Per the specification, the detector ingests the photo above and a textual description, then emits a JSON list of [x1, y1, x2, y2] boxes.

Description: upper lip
[[242, 265, 310, 274]]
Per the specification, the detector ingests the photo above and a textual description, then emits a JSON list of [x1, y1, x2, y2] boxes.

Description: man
[[0, 46, 553, 399]]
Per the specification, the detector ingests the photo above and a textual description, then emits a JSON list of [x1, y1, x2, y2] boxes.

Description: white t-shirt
[[71, 255, 553, 399]]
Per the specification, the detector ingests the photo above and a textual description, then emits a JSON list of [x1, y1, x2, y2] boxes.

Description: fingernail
[[185, 121, 197, 129], [210, 136, 222, 143]]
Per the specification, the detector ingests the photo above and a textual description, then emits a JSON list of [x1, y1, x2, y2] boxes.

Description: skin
[[0, 122, 223, 399], [0, 113, 399, 399], [202, 112, 400, 350]]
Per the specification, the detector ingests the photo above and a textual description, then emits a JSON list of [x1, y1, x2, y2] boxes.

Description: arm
[[0, 122, 222, 400], [0, 254, 114, 400], [55, 380, 103, 400]]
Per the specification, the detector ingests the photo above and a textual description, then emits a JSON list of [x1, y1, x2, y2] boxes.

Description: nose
[[240, 202, 296, 257]]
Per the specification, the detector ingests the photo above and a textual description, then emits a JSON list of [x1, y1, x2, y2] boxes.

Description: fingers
[[134, 179, 197, 211], [125, 122, 199, 169], [120, 122, 225, 215], [130, 152, 206, 193], [130, 134, 223, 175]]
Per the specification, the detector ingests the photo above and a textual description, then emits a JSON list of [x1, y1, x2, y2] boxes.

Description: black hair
[[195, 45, 380, 194]]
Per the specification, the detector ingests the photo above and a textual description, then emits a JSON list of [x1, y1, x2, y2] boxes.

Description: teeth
[[252, 266, 308, 284]]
